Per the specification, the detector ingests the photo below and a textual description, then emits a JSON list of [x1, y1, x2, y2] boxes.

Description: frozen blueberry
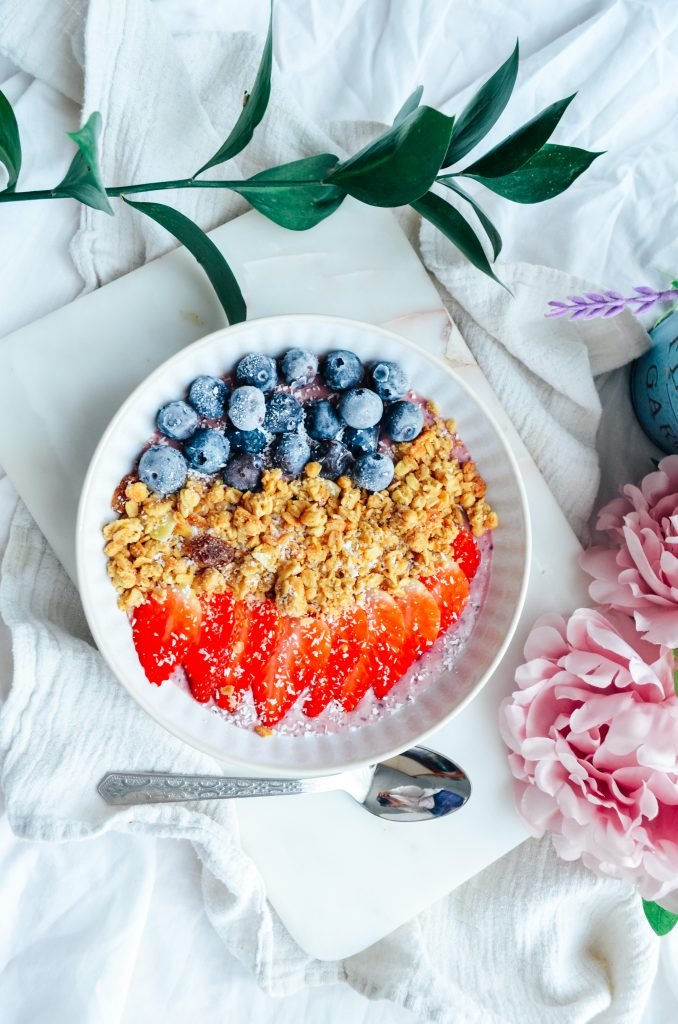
[[184, 428, 230, 474], [264, 392, 304, 433], [228, 386, 266, 431], [305, 399, 342, 440], [344, 425, 379, 456], [370, 360, 408, 402], [229, 427, 268, 454], [280, 348, 318, 387], [223, 452, 263, 492], [382, 400, 424, 442], [315, 440, 353, 481], [321, 349, 363, 390], [156, 400, 199, 441], [235, 353, 278, 392], [352, 453, 394, 492], [271, 434, 311, 476], [338, 387, 383, 429], [188, 375, 229, 419], [139, 445, 187, 495]]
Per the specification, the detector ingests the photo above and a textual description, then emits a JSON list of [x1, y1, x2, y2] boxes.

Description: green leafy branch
[[0, 4, 602, 325]]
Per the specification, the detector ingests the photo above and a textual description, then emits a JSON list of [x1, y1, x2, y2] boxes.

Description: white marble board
[[0, 200, 591, 959]]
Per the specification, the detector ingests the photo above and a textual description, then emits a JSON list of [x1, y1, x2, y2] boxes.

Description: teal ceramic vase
[[630, 310, 678, 454]]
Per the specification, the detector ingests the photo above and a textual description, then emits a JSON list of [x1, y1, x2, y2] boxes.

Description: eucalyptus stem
[[0, 177, 328, 204]]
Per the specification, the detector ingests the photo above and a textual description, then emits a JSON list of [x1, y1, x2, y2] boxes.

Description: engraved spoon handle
[[98, 770, 334, 805]]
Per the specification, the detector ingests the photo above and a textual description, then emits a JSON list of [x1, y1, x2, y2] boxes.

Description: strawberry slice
[[452, 529, 480, 580], [252, 615, 309, 727], [211, 600, 250, 708], [341, 592, 405, 711], [298, 616, 332, 691], [393, 581, 441, 683], [225, 599, 280, 704], [304, 607, 368, 718], [421, 563, 470, 635], [182, 592, 237, 703], [132, 589, 201, 686], [182, 595, 249, 706]]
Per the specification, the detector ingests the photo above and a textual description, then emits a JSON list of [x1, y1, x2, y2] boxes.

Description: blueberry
[[280, 348, 318, 386], [229, 427, 268, 454], [305, 399, 342, 440], [156, 400, 199, 441], [344, 425, 379, 456], [271, 434, 311, 476], [184, 428, 230, 474], [228, 386, 266, 431], [338, 387, 383, 429], [264, 392, 304, 433], [223, 453, 263, 492], [352, 453, 394, 492], [188, 375, 229, 419], [315, 440, 353, 480], [382, 400, 424, 442], [139, 445, 187, 495], [370, 360, 408, 402], [235, 353, 278, 392], [322, 349, 363, 390]]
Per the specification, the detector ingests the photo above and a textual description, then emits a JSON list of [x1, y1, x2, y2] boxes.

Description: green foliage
[[0, 88, 21, 191], [464, 144, 602, 204], [330, 106, 455, 206], [412, 191, 504, 287], [643, 899, 678, 936], [227, 154, 345, 230], [443, 41, 519, 166], [463, 95, 576, 177], [195, 1, 273, 175], [438, 178, 502, 259], [124, 198, 246, 324], [57, 112, 113, 214]]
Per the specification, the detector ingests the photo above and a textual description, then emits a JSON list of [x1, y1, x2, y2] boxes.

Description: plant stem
[[0, 177, 322, 203]]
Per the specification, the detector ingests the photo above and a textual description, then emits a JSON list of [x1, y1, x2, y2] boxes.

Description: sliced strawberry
[[452, 529, 480, 580], [252, 616, 309, 727], [341, 592, 405, 711], [298, 616, 332, 691], [182, 592, 237, 703], [422, 562, 470, 635], [304, 607, 368, 718], [132, 589, 201, 686], [394, 581, 441, 682], [211, 600, 250, 707], [225, 599, 280, 704]]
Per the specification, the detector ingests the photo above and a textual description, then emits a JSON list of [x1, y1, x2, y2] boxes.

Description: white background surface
[[1, 1, 677, 1021]]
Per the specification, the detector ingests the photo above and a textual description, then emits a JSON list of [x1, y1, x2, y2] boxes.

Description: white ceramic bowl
[[77, 315, 530, 776]]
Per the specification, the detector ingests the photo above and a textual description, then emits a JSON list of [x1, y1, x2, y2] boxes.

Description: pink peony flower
[[500, 607, 678, 900], [580, 455, 678, 647]]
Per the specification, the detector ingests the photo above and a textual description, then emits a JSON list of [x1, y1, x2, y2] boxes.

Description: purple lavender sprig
[[546, 286, 678, 321]]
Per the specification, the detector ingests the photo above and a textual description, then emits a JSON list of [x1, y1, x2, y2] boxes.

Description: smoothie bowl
[[77, 315, 530, 775]]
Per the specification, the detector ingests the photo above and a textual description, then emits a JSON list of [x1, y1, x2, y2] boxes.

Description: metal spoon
[[97, 745, 471, 822]]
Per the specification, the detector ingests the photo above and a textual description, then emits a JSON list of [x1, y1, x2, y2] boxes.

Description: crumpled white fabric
[[0, 0, 672, 1020]]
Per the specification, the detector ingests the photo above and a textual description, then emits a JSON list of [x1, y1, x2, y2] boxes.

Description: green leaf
[[0, 88, 21, 191], [56, 112, 113, 214], [643, 899, 678, 936], [412, 190, 506, 288], [443, 41, 519, 167], [438, 178, 502, 259], [464, 95, 576, 177], [124, 198, 246, 324], [465, 144, 603, 204], [673, 649, 678, 695], [195, 2, 273, 175], [329, 106, 455, 207], [226, 154, 345, 230], [393, 85, 424, 126]]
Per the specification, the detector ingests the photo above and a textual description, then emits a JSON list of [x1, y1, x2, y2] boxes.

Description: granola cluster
[[103, 416, 497, 618]]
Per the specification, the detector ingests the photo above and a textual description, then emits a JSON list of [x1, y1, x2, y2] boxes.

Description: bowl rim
[[76, 312, 531, 776]]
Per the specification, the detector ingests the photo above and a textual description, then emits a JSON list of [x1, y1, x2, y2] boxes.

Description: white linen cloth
[[1, 1, 678, 1022]]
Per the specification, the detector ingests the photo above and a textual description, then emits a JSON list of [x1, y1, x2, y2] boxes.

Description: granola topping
[[104, 416, 497, 618]]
